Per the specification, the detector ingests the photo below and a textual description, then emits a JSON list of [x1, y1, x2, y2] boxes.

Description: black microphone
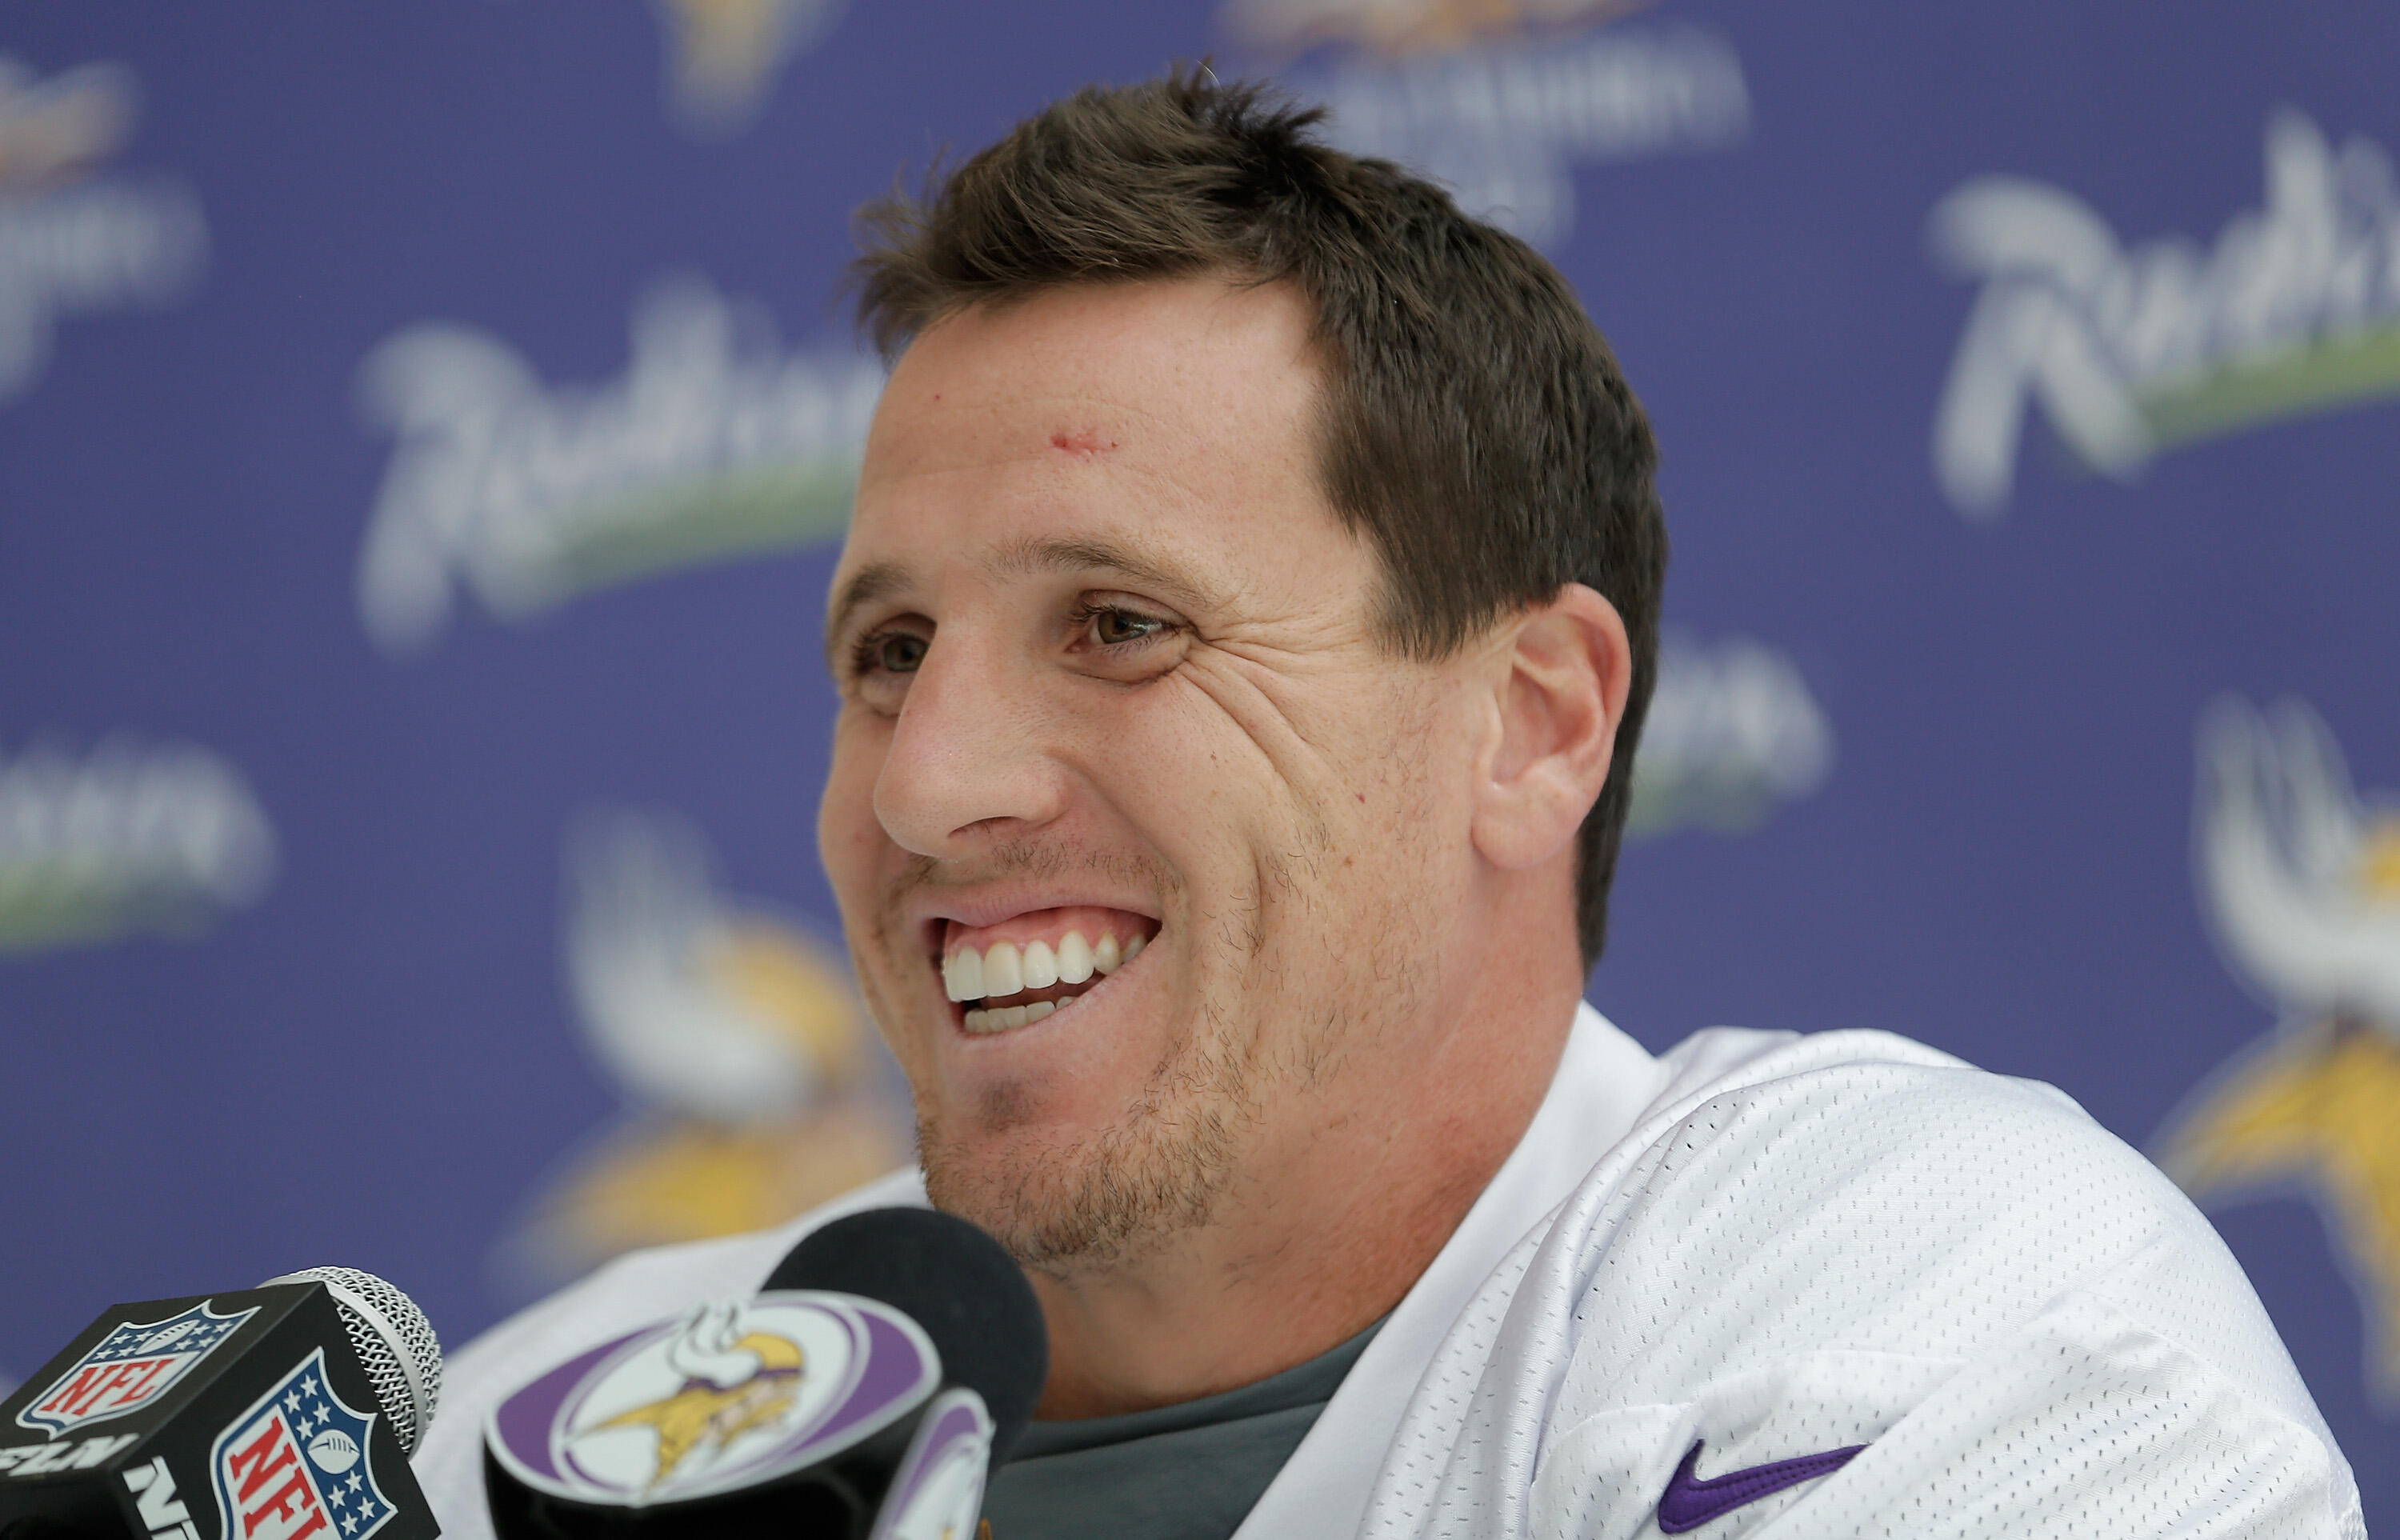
[[482, 1208, 1046, 1540], [0, 1268, 443, 1540]]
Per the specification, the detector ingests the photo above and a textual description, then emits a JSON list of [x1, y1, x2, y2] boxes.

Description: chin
[[914, 1054, 1251, 1276]]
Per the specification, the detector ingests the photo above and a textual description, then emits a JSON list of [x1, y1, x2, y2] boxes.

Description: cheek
[[1078, 682, 1268, 858], [1120, 664, 1396, 849], [818, 717, 891, 906], [1313, 681, 1477, 902]]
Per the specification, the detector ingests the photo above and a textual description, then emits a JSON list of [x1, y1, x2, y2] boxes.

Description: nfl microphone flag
[[0, 1282, 438, 1540]]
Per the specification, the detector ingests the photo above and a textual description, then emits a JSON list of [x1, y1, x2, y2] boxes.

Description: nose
[[872, 630, 1070, 858]]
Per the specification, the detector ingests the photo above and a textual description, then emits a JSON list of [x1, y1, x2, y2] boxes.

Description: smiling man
[[819, 268, 1626, 1427], [418, 74, 2360, 1540]]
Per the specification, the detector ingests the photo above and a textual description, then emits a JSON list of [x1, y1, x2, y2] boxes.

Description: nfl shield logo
[[209, 1348, 394, 1540], [15, 1302, 257, 1438]]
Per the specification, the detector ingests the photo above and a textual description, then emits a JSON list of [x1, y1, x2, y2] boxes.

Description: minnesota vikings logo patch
[[15, 1302, 256, 1438], [584, 1303, 806, 1491], [2158, 697, 2400, 1402], [487, 1294, 938, 1506]]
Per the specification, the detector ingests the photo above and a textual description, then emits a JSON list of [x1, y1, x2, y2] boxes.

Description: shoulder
[[1566, 1026, 2270, 1379], [1363, 1028, 2365, 1539], [413, 1167, 926, 1540]]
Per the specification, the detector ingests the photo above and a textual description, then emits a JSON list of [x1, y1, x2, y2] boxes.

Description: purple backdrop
[[2, 0, 2394, 1518]]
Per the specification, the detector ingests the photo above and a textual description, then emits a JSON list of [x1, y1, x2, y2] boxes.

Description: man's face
[[820, 278, 1482, 1274]]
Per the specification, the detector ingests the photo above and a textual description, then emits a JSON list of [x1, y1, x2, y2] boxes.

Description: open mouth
[[937, 906, 1159, 1034]]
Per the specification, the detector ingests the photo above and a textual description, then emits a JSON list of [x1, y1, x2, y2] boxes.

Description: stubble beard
[[867, 721, 1440, 1279], [866, 842, 1264, 1278], [916, 989, 1258, 1278], [909, 852, 1402, 1278]]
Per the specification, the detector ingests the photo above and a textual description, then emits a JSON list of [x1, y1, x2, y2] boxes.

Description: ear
[[1469, 583, 1633, 872]]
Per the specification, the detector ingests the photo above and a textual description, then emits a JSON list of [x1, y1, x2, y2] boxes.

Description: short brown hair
[[852, 69, 1666, 969]]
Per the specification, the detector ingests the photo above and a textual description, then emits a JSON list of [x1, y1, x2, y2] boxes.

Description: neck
[[1026, 914, 1585, 1419]]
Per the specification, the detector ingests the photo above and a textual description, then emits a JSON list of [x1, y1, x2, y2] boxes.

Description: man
[[418, 74, 2362, 1538]]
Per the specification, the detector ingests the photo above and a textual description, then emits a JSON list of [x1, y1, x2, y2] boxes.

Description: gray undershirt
[[980, 1318, 1385, 1540]]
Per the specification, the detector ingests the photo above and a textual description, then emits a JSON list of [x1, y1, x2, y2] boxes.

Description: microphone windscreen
[[763, 1209, 1047, 1462], [256, 1266, 443, 1455]]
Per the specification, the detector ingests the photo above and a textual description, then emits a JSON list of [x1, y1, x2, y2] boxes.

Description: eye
[[845, 626, 930, 712], [1071, 600, 1174, 651], [862, 631, 928, 674], [1090, 607, 1166, 646]]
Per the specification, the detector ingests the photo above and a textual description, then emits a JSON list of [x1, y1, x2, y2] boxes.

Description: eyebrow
[[991, 534, 1230, 616], [824, 534, 1230, 666]]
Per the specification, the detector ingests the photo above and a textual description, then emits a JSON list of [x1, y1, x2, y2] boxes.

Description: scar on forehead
[[1050, 427, 1118, 456]]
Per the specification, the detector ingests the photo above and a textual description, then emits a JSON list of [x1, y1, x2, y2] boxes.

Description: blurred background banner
[[1, 0, 2393, 1514]]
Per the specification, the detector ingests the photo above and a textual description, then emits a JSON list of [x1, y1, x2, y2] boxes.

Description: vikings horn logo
[[576, 1302, 807, 1489], [486, 1290, 939, 1507], [2158, 697, 2400, 1401]]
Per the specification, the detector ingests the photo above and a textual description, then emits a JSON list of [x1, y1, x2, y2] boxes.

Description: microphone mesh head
[[258, 1267, 443, 1456]]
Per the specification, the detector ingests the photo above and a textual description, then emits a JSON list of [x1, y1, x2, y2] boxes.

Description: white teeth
[[950, 926, 1151, 1010], [961, 999, 1060, 1035], [944, 947, 984, 1003], [983, 942, 1023, 998]]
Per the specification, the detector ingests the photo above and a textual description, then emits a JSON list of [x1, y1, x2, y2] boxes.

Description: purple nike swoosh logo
[[1655, 1438, 1867, 1533]]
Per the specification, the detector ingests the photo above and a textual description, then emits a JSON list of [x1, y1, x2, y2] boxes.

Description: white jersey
[[414, 1008, 2363, 1539]]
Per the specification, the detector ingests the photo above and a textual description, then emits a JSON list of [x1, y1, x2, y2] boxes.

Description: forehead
[[838, 278, 1354, 606]]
